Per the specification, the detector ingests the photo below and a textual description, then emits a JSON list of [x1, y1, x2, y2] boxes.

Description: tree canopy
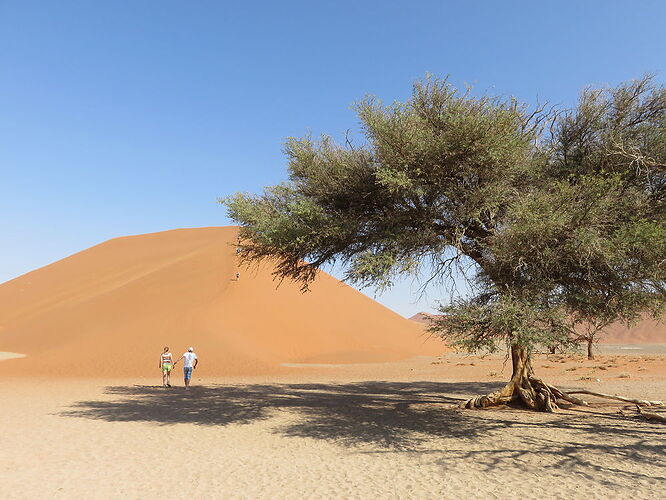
[[224, 75, 666, 410]]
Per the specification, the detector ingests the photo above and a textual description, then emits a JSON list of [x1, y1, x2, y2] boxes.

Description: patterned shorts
[[183, 366, 193, 380]]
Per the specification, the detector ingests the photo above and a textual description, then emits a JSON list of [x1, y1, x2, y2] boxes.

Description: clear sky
[[1, 1, 665, 317]]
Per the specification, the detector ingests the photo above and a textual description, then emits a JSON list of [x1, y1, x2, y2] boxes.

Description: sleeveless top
[[161, 352, 173, 364]]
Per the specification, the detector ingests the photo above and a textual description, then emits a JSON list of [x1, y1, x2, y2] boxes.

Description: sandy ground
[[2, 350, 665, 500]]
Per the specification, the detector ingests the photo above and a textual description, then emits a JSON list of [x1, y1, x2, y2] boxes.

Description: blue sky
[[1, 1, 665, 316]]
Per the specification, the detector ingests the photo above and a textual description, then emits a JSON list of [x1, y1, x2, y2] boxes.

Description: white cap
[[188, 347, 194, 352]]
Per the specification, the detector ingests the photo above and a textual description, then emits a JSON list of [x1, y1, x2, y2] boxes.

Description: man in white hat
[[174, 347, 198, 389]]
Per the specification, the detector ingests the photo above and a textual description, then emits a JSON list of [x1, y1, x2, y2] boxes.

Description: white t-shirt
[[182, 352, 198, 368]]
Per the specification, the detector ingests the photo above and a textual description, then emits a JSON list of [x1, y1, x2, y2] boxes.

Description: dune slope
[[0, 227, 439, 377]]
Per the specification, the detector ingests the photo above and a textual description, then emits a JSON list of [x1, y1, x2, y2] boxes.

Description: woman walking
[[159, 346, 173, 388]]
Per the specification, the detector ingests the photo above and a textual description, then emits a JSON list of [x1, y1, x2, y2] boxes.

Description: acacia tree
[[576, 320, 607, 361], [224, 76, 666, 412], [569, 292, 650, 361]]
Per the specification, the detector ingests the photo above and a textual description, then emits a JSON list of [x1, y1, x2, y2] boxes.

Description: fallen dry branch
[[567, 390, 663, 407], [636, 405, 666, 423]]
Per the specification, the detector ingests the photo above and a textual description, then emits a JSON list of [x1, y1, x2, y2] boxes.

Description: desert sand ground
[[2, 349, 665, 500]]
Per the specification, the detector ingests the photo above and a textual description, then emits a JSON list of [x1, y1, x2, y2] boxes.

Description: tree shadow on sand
[[62, 381, 501, 448], [62, 380, 666, 485]]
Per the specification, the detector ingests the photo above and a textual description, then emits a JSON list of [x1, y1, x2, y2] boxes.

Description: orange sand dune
[[410, 313, 665, 344], [0, 227, 440, 377], [601, 318, 666, 344]]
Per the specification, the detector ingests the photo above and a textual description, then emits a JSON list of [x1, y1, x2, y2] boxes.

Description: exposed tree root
[[460, 377, 587, 412], [567, 390, 663, 407], [636, 405, 666, 423], [460, 345, 661, 413], [543, 383, 588, 407], [460, 345, 567, 412]]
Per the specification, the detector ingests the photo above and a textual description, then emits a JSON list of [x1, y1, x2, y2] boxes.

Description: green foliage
[[429, 295, 576, 354], [223, 75, 666, 352]]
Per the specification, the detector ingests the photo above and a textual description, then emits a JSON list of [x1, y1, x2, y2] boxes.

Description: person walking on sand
[[159, 346, 173, 388], [174, 347, 198, 389]]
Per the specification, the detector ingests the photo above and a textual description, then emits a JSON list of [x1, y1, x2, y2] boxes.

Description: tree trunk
[[462, 344, 560, 412], [460, 344, 658, 412], [587, 339, 594, 360]]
